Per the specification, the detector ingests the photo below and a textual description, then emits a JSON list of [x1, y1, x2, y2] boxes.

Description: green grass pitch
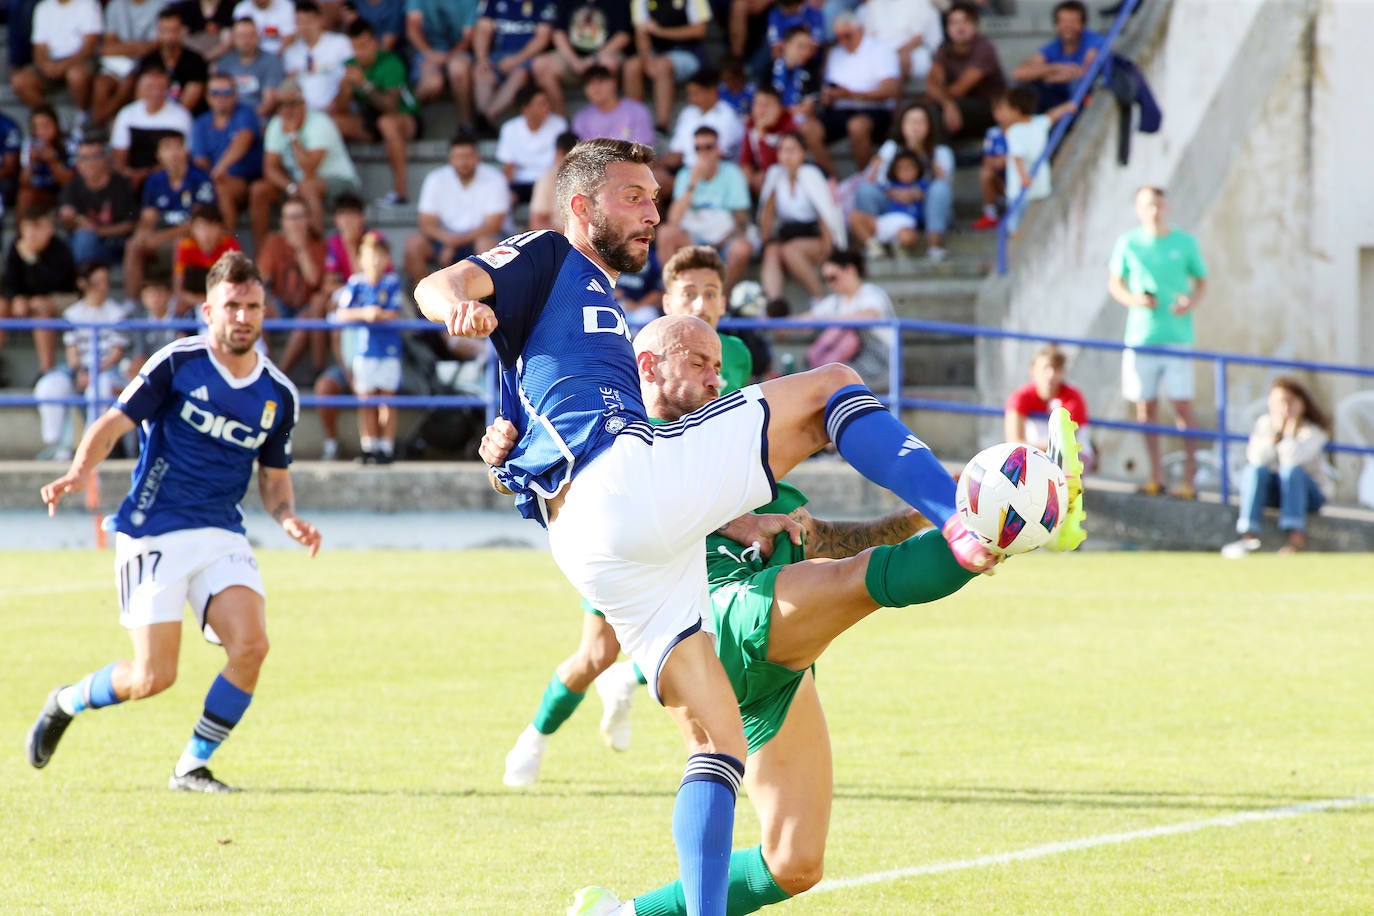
[[2, 549, 1372, 913]]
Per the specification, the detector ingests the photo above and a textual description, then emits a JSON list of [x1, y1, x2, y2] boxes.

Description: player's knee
[[128, 661, 176, 699], [811, 360, 864, 393], [585, 637, 620, 673], [228, 632, 270, 672], [767, 847, 825, 895]]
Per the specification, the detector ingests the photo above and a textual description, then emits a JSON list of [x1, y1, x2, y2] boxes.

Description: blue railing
[[5, 313, 1374, 504], [996, 0, 1144, 274]]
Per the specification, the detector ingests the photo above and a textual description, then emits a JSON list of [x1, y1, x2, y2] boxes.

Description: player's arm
[[715, 512, 803, 559], [800, 507, 928, 560], [258, 465, 321, 556], [415, 258, 498, 337], [40, 408, 137, 515], [479, 416, 519, 495]]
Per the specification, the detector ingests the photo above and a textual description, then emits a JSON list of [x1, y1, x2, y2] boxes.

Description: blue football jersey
[[467, 230, 647, 522], [142, 166, 218, 228], [112, 337, 299, 537], [339, 271, 404, 359]]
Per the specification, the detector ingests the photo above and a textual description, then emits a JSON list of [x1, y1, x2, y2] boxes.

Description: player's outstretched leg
[[567, 886, 624, 916], [1045, 407, 1087, 552], [594, 660, 646, 753], [25, 665, 122, 768]]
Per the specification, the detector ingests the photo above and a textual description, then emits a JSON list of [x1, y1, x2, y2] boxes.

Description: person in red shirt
[[171, 204, 240, 309], [738, 86, 796, 198], [1004, 343, 1095, 470]]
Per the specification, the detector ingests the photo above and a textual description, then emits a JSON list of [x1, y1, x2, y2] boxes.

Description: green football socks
[[864, 528, 978, 608], [632, 844, 790, 916], [530, 674, 584, 735]]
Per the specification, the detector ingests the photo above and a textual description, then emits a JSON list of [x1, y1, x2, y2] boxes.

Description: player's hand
[[942, 515, 999, 574], [283, 516, 322, 557], [479, 417, 519, 467], [1171, 294, 1193, 315], [40, 470, 87, 517], [445, 300, 497, 338], [717, 512, 804, 560]]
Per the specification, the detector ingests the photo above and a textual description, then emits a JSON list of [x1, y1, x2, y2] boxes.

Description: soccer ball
[[955, 443, 1068, 555]]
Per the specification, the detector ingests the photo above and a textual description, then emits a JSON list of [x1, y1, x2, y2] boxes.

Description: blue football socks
[[673, 752, 745, 915], [176, 674, 253, 777], [57, 662, 123, 715]]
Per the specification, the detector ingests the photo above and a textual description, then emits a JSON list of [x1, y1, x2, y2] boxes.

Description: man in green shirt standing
[[331, 20, 421, 206], [1108, 186, 1208, 497]]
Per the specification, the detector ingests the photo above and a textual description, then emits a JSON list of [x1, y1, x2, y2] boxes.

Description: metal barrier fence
[[4, 314, 1374, 504]]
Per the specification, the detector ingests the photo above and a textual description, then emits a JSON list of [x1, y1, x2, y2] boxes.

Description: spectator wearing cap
[[10, 0, 102, 114], [192, 72, 264, 229], [214, 16, 286, 118], [251, 76, 362, 242], [403, 133, 509, 285], [819, 13, 901, 170], [624, 0, 713, 134], [531, 0, 632, 117], [571, 65, 655, 148]]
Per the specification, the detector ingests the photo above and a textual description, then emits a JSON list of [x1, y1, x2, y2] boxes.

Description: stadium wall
[[978, 0, 1374, 498]]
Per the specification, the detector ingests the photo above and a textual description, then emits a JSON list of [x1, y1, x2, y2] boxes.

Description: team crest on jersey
[[605, 416, 627, 434], [478, 245, 520, 269], [260, 401, 277, 428]]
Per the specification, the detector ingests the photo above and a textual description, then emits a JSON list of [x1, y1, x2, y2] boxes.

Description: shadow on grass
[[832, 783, 1362, 813]]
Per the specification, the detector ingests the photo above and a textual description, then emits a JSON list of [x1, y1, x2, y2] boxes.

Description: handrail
[[4, 313, 1374, 505], [996, 0, 1144, 274]]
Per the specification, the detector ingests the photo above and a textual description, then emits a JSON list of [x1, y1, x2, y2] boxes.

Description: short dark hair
[[345, 19, 374, 38], [693, 125, 720, 142], [515, 84, 547, 110], [947, 1, 982, 23], [157, 7, 183, 22], [1005, 86, 1038, 115], [77, 260, 110, 283], [191, 203, 223, 224], [662, 246, 725, 289], [781, 24, 813, 42], [156, 131, 187, 148], [753, 84, 782, 103], [77, 133, 109, 150], [137, 61, 168, 79], [555, 130, 579, 155], [887, 149, 925, 184], [823, 248, 866, 280], [584, 64, 614, 83], [687, 67, 719, 90], [449, 130, 478, 151], [555, 138, 656, 218], [18, 205, 53, 225], [1053, 0, 1088, 23], [206, 251, 262, 290], [333, 190, 365, 213], [295, 0, 321, 14]]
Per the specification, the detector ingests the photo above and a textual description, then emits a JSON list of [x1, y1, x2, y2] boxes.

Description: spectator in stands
[[91, 0, 163, 126], [624, 0, 712, 135], [322, 190, 377, 293], [19, 106, 75, 213], [756, 0, 825, 80], [252, 77, 362, 241], [60, 139, 140, 269], [2, 207, 78, 379], [616, 246, 665, 323], [531, 0, 631, 117], [10, 0, 101, 113], [347, 0, 406, 51], [331, 19, 421, 206], [6, 0, 40, 82], [716, 54, 756, 119], [658, 125, 755, 294], [528, 130, 578, 231], [192, 72, 264, 229], [172, 204, 241, 305], [172, 0, 239, 60], [403, 133, 509, 283], [1012, 0, 1102, 113], [136, 9, 211, 115], [851, 101, 953, 262], [336, 230, 404, 464], [125, 133, 217, 303], [571, 65, 654, 147], [664, 68, 744, 176], [860, 0, 942, 86], [111, 65, 195, 190], [495, 85, 568, 205], [988, 87, 1077, 233], [1004, 343, 1095, 471], [1222, 377, 1333, 557], [740, 86, 794, 197], [0, 112, 21, 212], [405, 0, 478, 119], [284, 0, 355, 112], [792, 248, 895, 387], [726, 0, 770, 69], [33, 261, 129, 461], [259, 194, 330, 374], [924, 0, 1006, 142], [757, 131, 845, 304], [768, 25, 832, 175], [232, 0, 298, 55], [125, 271, 180, 374], [215, 16, 286, 118], [1108, 186, 1208, 498], [464, 0, 557, 127], [864, 150, 928, 258], [820, 13, 901, 170]]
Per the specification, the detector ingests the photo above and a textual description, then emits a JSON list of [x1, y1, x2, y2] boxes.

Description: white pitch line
[[812, 794, 1374, 893]]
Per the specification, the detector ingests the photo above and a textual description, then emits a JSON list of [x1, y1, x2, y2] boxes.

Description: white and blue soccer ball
[[956, 442, 1068, 555]]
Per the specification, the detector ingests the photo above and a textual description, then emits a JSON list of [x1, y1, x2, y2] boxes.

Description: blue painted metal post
[[1214, 356, 1230, 504]]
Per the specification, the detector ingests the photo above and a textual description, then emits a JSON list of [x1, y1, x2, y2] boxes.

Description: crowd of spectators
[[0, 0, 1127, 463]]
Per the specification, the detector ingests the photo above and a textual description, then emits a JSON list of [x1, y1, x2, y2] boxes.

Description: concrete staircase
[[0, 4, 1069, 458]]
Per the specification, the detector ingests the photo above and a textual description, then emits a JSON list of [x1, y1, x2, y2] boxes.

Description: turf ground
[[2, 549, 1372, 914]]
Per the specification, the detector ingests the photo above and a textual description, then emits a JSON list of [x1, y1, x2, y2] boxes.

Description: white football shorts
[[1122, 347, 1195, 403], [545, 386, 776, 703], [351, 355, 402, 393], [114, 527, 266, 645]]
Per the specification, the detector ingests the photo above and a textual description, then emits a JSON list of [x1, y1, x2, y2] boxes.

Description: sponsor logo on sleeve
[[477, 245, 520, 269]]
